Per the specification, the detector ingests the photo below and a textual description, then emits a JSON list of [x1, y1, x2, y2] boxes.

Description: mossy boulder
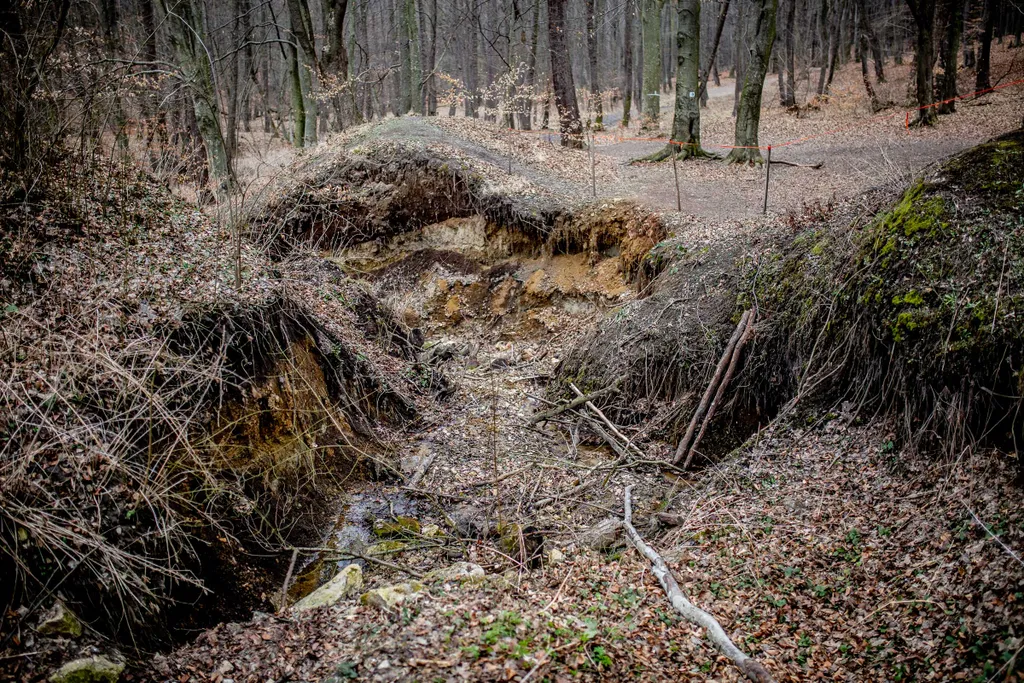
[[37, 602, 82, 638], [366, 540, 410, 556], [371, 516, 421, 537], [49, 655, 123, 683], [292, 564, 363, 612], [359, 581, 425, 611], [422, 562, 485, 584]]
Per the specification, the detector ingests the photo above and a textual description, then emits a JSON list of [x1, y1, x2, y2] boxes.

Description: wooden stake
[[671, 148, 682, 211], [588, 126, 597, 197], [763, 144, 772, 215]]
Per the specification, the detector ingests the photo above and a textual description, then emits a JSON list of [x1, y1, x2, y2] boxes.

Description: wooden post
[[588, 126, 597, 197], [763, 145, 772, 215], [671, 146, 682, 211]]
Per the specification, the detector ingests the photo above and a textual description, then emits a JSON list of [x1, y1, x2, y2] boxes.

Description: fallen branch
[[768, 159, 823, 169], [622, 486, 775, 683], [682, 309, 757, 469], [570, 383, 644, 458], [407, 453, 437, 488], [277, 547, 299, 613], [674, 310, 752, 464], [530, 380, 621, 424]]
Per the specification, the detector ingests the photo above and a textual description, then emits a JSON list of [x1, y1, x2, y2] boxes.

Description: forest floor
[[136, 46, 1024, 683], [12, 45, 1023, 683]]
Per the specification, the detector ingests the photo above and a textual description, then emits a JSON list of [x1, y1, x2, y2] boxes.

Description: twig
[[529, 380, 621, 424], [569, 383, 644, 458], [622, 486, 775, 683], [278, 547, 299, 613]]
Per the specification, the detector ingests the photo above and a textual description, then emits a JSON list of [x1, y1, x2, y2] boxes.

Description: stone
[[545, 548, 565, 565], [49, 655, 123, 683], [37, 602, 82, 638], [359, 581, 425, 611], [422, 562, 485, 584], [366, 540, 409, 556], [420, 524, 442, 538], [449, 503, 489, 538], [292, 564, 363, 612], [580, 517, 625, 550], [372, 516, 421, 537]]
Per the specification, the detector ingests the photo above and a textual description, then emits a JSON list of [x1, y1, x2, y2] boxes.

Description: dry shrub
[[0, 153, 425, 645]]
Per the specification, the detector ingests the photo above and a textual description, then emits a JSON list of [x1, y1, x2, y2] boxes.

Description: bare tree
[[547, 0, 584, 147]]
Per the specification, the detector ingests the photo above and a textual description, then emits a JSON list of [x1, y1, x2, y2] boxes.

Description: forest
[[2, 0, 1024, 681]]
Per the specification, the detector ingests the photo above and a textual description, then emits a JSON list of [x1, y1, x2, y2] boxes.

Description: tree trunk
[[938, 0, 964, 113], [547, 0, 584, 147], [325, 0, 361, 129], [816, 0, 830, 93], [781, 0, 796, 106], [586, 0, 604, 128], [623, 0, 635, 127], [699, 0, 730, 106], [520, 0, 541, 129], [225, 0, 243, 159], [726, 0, 778, 164], [976, 0, 996, 90], [641, 0, 667, 130], [465, 0, 480, 117], [665, 0, 708, 158], [907, 0, 937, 124], [857, 0, 882, 110], [404, 0, 424, 113], [158, 0, 234, 188]]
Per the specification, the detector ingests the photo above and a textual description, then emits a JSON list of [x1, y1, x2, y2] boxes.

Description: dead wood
[[407, 453, 437, 488], [768, 159, 824, 169], [530, 380, 621, 423], [682, 309, 758, 469], [622, 486, 776, 683], [570, 382, 644, 458], [673, 310, 752, 464]]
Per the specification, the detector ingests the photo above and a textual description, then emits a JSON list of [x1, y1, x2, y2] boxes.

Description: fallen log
[[622, 486, 775, 682], [530, 380, 621, 424], [673, 310, 752, 464]]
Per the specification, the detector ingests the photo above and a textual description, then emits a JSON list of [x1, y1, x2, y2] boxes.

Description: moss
[[892, 290, 925, 306]]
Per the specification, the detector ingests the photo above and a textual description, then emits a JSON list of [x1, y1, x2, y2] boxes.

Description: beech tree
[[548, 0, 584, 147], [906, 0, 938, 125], [726, 0, 778, 164]]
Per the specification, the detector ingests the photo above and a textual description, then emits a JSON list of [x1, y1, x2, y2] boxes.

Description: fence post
[[671, 145, 682, 212], [763, 145, 772, 215]]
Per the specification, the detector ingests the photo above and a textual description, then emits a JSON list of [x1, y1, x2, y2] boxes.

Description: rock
[[366, 540, 409, 556], [49, 655, 123, 683], [399, 445, 431, 475], [359, 581, 425, 611], [418, 340, 466, 364], [422, 562, 485, 584], [292, 565, 363, 612], [449, 503, 489, 538], [545, 548, 565, 565], [497, 522, 543, 563], [37, 602, 82, 638], [421, 523, 442, 538], [580, 517, 624, 550], [372, 516, 421, 537]]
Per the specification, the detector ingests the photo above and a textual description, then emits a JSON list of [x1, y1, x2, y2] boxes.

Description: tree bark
[[548, 0, 584, 147], [586, 0, 604, 128], [856, 0, 882, 110], [938, 0, 964, 113], [404, 0, 424, 114], [623, 0, 636, 127], [641, 0, 667, 130], [780, 0, 797, 106], [520, 0, 541, 129], [976, 0, 996, 90], [726, 0, 778, 164], [158, 0, 234, 187], [907, 0, 938, 124], [646, 0, 710, 160]]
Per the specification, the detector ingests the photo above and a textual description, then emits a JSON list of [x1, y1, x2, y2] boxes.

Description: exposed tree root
[[622, 486, 776, 683], [632, 142, 721, 164], [725, 147, 765, 165]]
